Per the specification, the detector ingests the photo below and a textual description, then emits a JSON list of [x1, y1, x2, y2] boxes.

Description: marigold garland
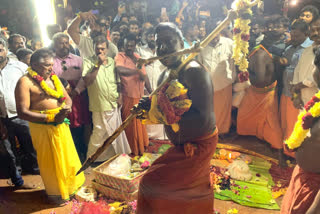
[[285, 91, 320, 150], [232, 0, 253, 83], [27, 67, 66, 103]]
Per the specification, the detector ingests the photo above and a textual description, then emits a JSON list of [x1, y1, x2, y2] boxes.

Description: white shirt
[[293, 44, 319, 104], [78, 35, 118, 59], [0, 59, 27, 118], [136, 45, 164, 90], [199, 36, 236, 91], [7, 51, 18, 61]]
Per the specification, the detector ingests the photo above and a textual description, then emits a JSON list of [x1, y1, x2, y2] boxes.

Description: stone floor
[[0, 134, 286, 214]]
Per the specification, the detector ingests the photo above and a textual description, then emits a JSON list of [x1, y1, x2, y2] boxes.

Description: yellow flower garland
[[27, 67, 65, 101], [232, 0, 253, 82], [285, 91, 320, 149]]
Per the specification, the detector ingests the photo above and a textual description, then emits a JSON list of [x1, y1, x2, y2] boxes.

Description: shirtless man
[[135, 22, 217, 213], [15, 48, 85, 202], [281, 47, 320, 214], [237, 18, 285, 165]]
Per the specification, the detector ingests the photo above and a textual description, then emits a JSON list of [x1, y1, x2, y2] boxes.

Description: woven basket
[[92, 181, 138, 201], [93, 155, 146, 193]]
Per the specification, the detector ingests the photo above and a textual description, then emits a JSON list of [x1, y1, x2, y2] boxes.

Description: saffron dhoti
[[121, 94, 149, 156], [137, 129, 218, 214], [29, 107, 85, 200], [281, 165, 320, 214], [237, 81, 283, 149]]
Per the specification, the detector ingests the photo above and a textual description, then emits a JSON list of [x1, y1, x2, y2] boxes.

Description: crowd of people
[[0, 0, 320, 213]]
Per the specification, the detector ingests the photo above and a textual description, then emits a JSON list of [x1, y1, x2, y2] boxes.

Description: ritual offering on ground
[[211, 148, 294, 210]]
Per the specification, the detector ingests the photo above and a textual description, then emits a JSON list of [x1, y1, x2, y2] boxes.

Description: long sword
[[76, 1, 260, 175]]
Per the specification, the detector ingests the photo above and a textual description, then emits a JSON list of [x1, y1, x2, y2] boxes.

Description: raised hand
[[79, 11, 97, 25]]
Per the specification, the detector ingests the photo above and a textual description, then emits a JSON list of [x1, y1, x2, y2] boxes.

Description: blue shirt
[[282, 38, 313, 97]]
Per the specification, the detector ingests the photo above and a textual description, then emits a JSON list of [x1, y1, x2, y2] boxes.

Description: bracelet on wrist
[[45, 114, 55, 123]]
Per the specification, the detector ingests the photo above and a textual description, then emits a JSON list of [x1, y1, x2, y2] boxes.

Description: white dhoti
[[87, 107, 131, 162]]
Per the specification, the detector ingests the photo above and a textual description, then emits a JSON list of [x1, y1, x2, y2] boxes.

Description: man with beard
[[299, 5, 319, 25], [115, 33, 149, 156], [83, 35, 131, 162], [249, 18, 265, 50], [52, 33, 90, 162], [7, 34, 26, 60], [291, 18, 320, 108], [237, 17, 286, 165], [0, 38, 38, 189], [134, 22, 217, 213], [137, 28, 166, 140], [110, 26, 121, 47], [67, 11, 118, 59], [15, 48, 85, 203], [281, 46, 320, 214]]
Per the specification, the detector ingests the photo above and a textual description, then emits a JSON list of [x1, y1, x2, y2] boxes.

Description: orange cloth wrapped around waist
[[281, 165, 320, 214], [237, 81, 283, 149], [137, 128, 218, 214]]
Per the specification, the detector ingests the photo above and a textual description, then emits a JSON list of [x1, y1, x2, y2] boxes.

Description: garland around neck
[[27, 67, 66, 103], [285, 90, 320, 150]]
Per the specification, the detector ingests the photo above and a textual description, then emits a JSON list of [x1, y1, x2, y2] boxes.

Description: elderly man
[[15, 48, 85, 202], [0, 38, 38, 189], [83, 35, 131, 162], [52, 32, 90, 162]]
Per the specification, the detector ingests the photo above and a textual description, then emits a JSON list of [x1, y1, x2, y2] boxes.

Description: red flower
[[33, 75, 44, 82], [304, 100, 315, 111], [58, 96, 66, 103], [233, 28, 241, 34], [241, 34, 250, 41], [302, 112, 314, 129], [312, 96, 320, 102], [238, 72, 249, 82]]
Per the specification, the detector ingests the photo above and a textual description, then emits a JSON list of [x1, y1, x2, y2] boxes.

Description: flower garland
[[27, 67, 66, 103], [285, 91, 320, 150], [232, 0, 253, 83]]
